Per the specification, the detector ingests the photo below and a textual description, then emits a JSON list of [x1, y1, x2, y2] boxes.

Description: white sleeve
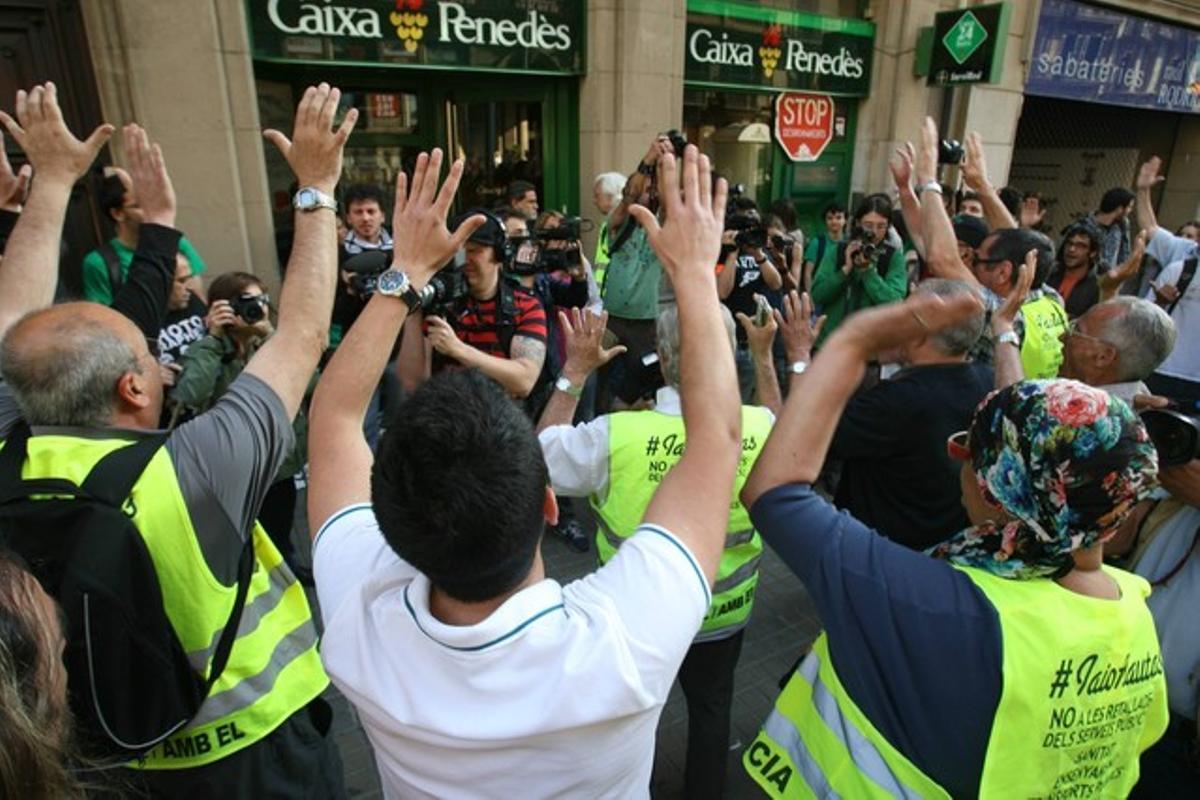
[[1150, 259, 1184, 292], [564, 525, 710, 698], [538, 417, 610, 497], [312, 503, 408, 624], [1147, 228, 1195, 270]]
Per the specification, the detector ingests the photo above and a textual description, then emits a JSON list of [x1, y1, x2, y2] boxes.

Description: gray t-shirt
[[0, 372, 292, 584]]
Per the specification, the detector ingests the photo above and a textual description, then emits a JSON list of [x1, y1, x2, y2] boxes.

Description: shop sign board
[[685, 0, 874, 97], [927, 3, 1009, 86], [1026, 0, 1200, 114], [246, 0, 584, 75], [774, 92, 834, 162]]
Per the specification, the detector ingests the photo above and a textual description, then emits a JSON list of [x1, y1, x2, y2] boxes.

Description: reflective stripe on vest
[[15, 434, 328, 769], [746, 566, 1169, 799], [590, 405, 771, 638], [1019, 294, 1069, 379]]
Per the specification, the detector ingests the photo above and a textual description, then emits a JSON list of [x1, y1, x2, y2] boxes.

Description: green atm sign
[[928, 3, 1010, 86]]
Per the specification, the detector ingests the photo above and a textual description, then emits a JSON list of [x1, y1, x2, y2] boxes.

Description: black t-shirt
[[830, 361, 994, 550], [157, 293, 208, 366], [724, 253, 773, 345]]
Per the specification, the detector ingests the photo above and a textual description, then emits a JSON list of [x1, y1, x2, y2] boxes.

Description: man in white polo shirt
[[306, 144, 740, 798]]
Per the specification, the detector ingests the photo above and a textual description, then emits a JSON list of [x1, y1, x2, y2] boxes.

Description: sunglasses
[[947, 430, 970, 461]]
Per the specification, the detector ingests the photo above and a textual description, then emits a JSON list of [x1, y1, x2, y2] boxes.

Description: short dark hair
[[1099, 187, 1135, 214], [371, 370, 549, 602], [998, 186, 1023, 218], [984, 227, 1055, 290], [208, 271, 265, 305], [507, 180, 536, 203], [343, 184, 385, 211], [768, 198, 796, 231], [958, 189, 981, 206], [852, 193, 892, 223], [99, 174, 128, 222], [495, 207, 527, 225], [822, 202, 846, 218]]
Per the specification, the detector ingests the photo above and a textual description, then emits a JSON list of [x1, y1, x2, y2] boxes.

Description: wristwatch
[[915, 181, 943, 197], [996, 330, 1020, 348], [375, 268, 424, 311], [554, 375, 584, 397], [293, 186, 337, 213], [788, 360, 809, 375], [636, 160, 655, 177]]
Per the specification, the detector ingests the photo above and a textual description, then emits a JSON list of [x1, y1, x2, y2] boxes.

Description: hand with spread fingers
[[1019, 196, 1045, 229], [389, 148, 483, 289], [1135, 157, 1165, 192], [961, 132, 992, 194], [0, 130, 31, 211], [560, 308, 626, 385], [1100, 230, 1147, 298], [735, 295, 778, 360], [0, 81, 114, 184], [991, 249, 1036, 336], [628, 144, 727, 289], [776, 291, 825, 363], [889, 142, 915, 194], [263, 82, 358, 195], [123, 124, 176, 228]]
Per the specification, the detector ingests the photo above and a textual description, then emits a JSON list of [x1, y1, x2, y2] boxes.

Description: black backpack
[[0, 423, 252, 762]]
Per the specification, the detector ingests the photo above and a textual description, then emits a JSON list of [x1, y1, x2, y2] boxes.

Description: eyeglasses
[[1065, 319, 1112, 347], [973, 253, 1007, 269], [947, 430, 970, 461]]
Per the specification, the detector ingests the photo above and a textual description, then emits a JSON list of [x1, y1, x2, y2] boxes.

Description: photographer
[[718, 201, 783, 402], [810, 193, 908, 347], [173, 272, 313, 584], [396, 211, 547, 399]]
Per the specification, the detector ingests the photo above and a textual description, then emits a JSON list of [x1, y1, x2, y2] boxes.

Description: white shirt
[[1146, 228, 1200, 381], [538, 386, 775, 499], [314, 504, 710, 800], [1100, 380, 1150, 406]]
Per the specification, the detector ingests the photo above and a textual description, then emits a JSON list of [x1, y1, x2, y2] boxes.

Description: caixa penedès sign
[[248, 0, 583, 75]]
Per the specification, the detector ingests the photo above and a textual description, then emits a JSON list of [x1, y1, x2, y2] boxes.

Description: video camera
[[849, 226, 881, 264], [341, 250, 391, 298], [1141, 400, 1200, 467], [417, 265, 468, 318], [508, 216, 590, 277]]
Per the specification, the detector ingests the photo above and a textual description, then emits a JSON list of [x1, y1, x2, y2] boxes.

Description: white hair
[[593, 172, 627, 206], [1097, 297, 1177, 382], [656, 304, 737, 389]]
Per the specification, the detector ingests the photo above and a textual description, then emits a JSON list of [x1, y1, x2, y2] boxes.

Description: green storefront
[[245, 0, 583, 231], [684, 0, 874, 234]]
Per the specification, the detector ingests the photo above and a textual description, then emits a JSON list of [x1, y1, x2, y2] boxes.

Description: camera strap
[[1167, 257, 1199, 316]]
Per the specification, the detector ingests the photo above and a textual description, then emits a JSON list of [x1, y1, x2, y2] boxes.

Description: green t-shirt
[[803, 232, 841, 265], [81, 235, 206, 305], [601, 218, 662, 320]]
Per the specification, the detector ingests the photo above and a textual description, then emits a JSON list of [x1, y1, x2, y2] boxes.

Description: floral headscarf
[[929, 379, 1158, 579]]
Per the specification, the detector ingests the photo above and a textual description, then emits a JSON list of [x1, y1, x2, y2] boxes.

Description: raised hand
[[0, 130, 31, 211], [916, 117, 939, 187], [734, 294, 778, 360], [889, 142, 915, 192], [775, 290, 825, 363], [389, 148, 483, 288], [629, 144, 727, 288], [842, 285, 984, 359], [1100, 230, 1147, 297], [0, 82, 113, 184], [123, 124, 175, 227], [1019, 195, 1045, 229], [991, 249, 1035, 335], [560, 308, 626, 384], [1135, 157, 1165, 192], [263, 83, 357, 194], [961, 132, 991, 193]]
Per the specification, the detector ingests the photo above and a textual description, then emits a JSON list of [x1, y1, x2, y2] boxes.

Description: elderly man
[[1058, 297, 1177, 404], [0, 82, 350, 795]]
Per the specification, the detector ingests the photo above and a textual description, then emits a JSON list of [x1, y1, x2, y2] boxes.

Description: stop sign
[[774, 92, 835, 163]]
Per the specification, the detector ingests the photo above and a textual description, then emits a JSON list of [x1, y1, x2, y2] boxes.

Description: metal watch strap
[[555, 375, 583, 397], [915, 181, 943, 197]]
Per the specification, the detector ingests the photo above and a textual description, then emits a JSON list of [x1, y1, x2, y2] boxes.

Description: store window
[[449, 98, 544, 211], [683, 89, 774, 209]]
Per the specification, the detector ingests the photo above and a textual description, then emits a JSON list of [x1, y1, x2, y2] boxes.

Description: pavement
[[296, 492, 822, 799]]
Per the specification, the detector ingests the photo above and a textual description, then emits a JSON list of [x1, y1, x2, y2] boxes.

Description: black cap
[[451, 208, 506, 250], [953, 214, 989, 249]]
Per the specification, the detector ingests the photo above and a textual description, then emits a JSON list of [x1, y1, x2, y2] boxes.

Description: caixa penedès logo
[[689, 24, 865, 81], [266, 0, 573, 54]]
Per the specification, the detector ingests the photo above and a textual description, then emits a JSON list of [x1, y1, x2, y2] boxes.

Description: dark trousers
[[676, 630, 745, 800], [110, 697, 346, 799]]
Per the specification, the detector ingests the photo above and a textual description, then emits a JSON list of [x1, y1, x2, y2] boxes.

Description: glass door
[[444, 93, 545, 212]]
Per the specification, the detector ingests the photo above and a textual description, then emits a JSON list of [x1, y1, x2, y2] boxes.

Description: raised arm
[[961, 132, 1017, 232], [917, 120, 977, 287], [608, 135, 670, 233], [1099, 230, 1147, 303], [742, 290, 982, 508], [535, 308, 624, 434], [109, 124, 178, 338], [890, 142, 925, 257], [632, 146, 740, 584], [0, 82, 112, 338], [735, 303, 782, 418], [307, 149, 483, 532], [244, 84, 358, 420], [991, 251, 1034, 390], [1134, 157, 1163, 237]]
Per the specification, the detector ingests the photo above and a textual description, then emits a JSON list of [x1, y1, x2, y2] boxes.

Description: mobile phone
[[754, 295, 772, 327]]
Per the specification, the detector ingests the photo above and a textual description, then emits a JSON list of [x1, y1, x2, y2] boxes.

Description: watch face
[[296, 189, 315, 208], [377, 269, 405, 294]]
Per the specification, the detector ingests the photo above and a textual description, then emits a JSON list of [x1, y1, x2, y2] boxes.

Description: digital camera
[[231, 293, 268, 323], [1141, 401, 1200, 467]]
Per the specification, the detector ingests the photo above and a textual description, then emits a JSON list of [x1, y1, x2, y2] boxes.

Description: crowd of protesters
[[0, 78, 1196, 800]]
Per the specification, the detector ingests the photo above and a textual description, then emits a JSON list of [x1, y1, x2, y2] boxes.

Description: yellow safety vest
[[745, 564, 1167, 798], [14, 433, 328, 769], [594, 220, 610, 289], [1020, 293, 1069, 379], [590, 405, 772, 639]]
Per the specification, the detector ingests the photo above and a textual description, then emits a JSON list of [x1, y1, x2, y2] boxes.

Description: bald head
[[0, 303, 152, 427]]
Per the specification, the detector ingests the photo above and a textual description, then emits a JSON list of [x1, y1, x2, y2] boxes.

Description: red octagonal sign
[[774, 92, 835, 163]]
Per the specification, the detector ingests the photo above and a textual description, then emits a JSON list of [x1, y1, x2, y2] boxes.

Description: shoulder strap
[[98, 242, 123, 296], [496, 279, 519, 356], [815, 235, 828, 268], [874, 244, 896, 277], [1168, 257, 1199, 315]]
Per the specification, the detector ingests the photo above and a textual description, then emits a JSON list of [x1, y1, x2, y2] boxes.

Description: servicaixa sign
[[927, 3, 1010, 87], [247, 0, 583, 75], [685, 0, 874, 96]]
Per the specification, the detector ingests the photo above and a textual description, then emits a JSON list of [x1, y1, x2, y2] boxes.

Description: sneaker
[[550, 519, 590, 553]]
